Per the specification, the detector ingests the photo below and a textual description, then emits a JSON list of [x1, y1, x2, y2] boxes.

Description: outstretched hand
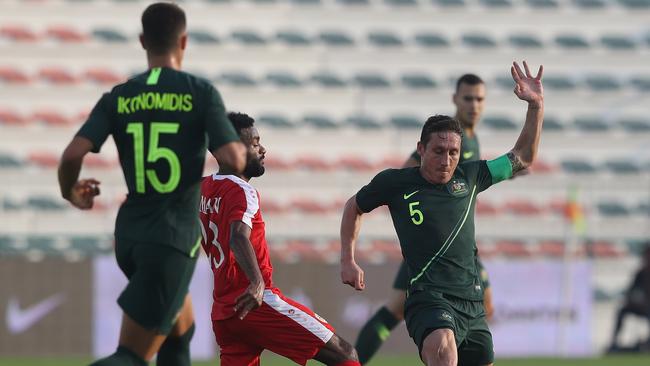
[[511, 61, 544, 107], [68, 178, 101, 210]]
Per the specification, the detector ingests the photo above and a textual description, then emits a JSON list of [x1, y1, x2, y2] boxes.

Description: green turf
[[2, 354, 650, 366]]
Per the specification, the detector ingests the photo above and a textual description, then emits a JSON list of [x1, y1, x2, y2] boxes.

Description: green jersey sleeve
[[355, 169, 396, 213], [76, 93, 112, 153], [205, 85, 239, 151]]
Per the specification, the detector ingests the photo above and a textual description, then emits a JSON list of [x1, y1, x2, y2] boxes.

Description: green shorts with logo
[[404, 286, 494, 366], [115, 238, 197, 334]]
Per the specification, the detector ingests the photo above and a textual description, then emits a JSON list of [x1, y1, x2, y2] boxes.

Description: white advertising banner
[[93, 256, 216, 360], [486, 260, 593, 357]]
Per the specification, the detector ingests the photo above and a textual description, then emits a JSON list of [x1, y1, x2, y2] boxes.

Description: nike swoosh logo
[[463, 151, 474, 159], [6, 293, 66, 334], [403, 190, 419, 200]]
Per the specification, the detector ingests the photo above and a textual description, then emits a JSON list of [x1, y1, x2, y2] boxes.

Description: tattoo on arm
[[507, 151, 526, 175]]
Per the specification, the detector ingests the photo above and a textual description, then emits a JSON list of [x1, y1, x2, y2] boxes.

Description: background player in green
[[340, 61, 544, 366], [57, 3, 246, 366], [355, 74, 494, 364]]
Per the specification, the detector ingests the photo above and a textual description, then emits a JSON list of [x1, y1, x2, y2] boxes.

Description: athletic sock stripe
[[262, 290, 334, 343], [410, 185, 477, 285]]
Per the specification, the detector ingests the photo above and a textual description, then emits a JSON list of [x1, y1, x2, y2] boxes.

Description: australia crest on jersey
[[448, 179, 468, 196]]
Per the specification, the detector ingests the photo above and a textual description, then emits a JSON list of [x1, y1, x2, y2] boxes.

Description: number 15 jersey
[[76, 67, 239, 255]]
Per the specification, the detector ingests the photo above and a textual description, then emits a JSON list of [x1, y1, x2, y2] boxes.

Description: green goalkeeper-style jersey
[[76, 67, 239, 255], [356, 157, 511, 300]]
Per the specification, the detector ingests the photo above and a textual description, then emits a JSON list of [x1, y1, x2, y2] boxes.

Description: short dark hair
[[227, 112, 255, 135], [420, 115, 463, 146], [455, 73, 484, 92], [141, 2, 186, 55]]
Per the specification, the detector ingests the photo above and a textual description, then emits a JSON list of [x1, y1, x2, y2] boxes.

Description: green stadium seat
[[303, 114, 339, 128], [390, 115, 422, 129], [265, 71, 302, 87], [526, 0, 559, 7], [337, 0, 370, 5], [26, 196, 68, 211], [219, 71, 257, 86], [542, 116, 566, 131], [617, 0, 650, 8], [461, 33, 497, 48], [309, 71, 347, 87], [188, 30, 219, 44], [251, 0, 278, 3], [433, 0, 466, 6], [495, 75, 515, 90], [385, 0, 418, 6], [204, 0, 231, 3], [626, 239, 650, 255], [92, 28, 129, 43], [69, 236, 112, 255], [585, 74, 622, 91], [555, 34, 590, 49], [290, 0, 322, 4], [480, 0, 513, 7], [258, 113, 295, 128], [508, 34, 544, 48], [600, 34, 636, 50], [561, 159, 597, 174], [604, 160, 641, 174], [318, 31, 355, 46], [26, 236, 57, 253], [414, 32, 450, 48], [401, 73, 437, 89], [573, 0, 606, 8], [573, 116, 610, 131], [345, 115, 384, 129], [597, 202, 631, 216], [276, 30, 312, 46], [230, 30, 266, 45], [630, 75, 650, 92], [483, 115, 517, 130], [354, 73, 391, 88], [619, 117, 650, 132], [0, 153, 23, 168], [543, 75, 577, 90], [637, 203, 650, 216], [2, 197, 22, 211], [368, 31, 404, 47]]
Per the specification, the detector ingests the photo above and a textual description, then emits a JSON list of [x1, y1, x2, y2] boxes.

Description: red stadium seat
[[337, 155, 375, 171], [28, 151, 58, 168], [503, 199, 544, 216], [377, 155, 408, 169], [39, 67, 78, 84], [46, 26, 87, 43], [494, 239, 532, 257], [0, 108, 28, 125], [260, 198, 287, 214], [370, 239, 403, 261], [291, 198, 330, 214], [476, 199, 499, 215], [31, 109, 72, 126], [529, 159, 556, 174], [582, 240, 626, 258], [84, 155, 116, 169], [285, 239, 322, 261], [537, 240, 565, 257], [293, 156, 334, 170], [84, 68, 124, 85], [0, 66, 31, 84], [476, 241, 497, 258], [262, 156, 292, 170], [0, 25, 38, 42]]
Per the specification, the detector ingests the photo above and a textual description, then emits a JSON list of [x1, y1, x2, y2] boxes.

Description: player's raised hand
[[234, 282, 264, 320], [511, 61, 543, 107], [341, 261, 365, 291], [68, 178, 101, 210]]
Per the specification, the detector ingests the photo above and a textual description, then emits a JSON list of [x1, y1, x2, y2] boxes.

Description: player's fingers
[[513, 61, 525, 79], [535, 65, 544, 80], [523, 61, 532, 78], [510, 66, 520, 83]]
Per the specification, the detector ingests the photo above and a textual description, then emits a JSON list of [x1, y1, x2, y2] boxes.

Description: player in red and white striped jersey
[[199, 112, 360, 366]]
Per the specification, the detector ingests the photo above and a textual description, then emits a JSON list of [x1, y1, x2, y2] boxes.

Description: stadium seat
[[432, 0, 466, 7], [619, 117, 650, 132], [260, 198, 287, 214], [368, 31, 404, 47], [529, 159, 556, 174], [480, 0, 513, 7], [584, 74, 622, 92], [482, 115, 517, 130], [26, 196, 67, 211], [637, 203, 650, 216], [31, 109, 73, 127], [337, 155, 375, 171], [503, 199, 544, 216], [265, 71, 303, 87], [302, 113, 339, 128], [84, 68, 123, 84], [2, 197, 22, 211], [476, 200, 499, 215], [354, 72, 391, 88], [384, 0, 418, 6], [345, 115, 383, 129], [597, 201, 631, 216], [46, 26, 87, 43], [84, 154, 116, 169], [561, 159, 597, 174], [188, 29, 220, 44], [494, 240, 531, 257], [603, 160, 641, 174], [0, 67, 31, 84], [537, 240, 566, 257], [494, 75, 515, 90], [401, 73, 437, 89], [294, 156, 333, 170], [413, 32, 450, 48], [230, 30, 267, 45], [0, 108, 28, 125], [390, 115, 422, 129], [69, 236, 112, 255], [27, 236, 57, 252], [0, 153, 23, 168], [554, 34, 590, 49], [218, 71, 257, 86], [291, 198, 331, 213], [616, 0, 650, 8], [309, 71, 347, 87], [461, 33, 497, 48], [318, 30, 355, 46], [573, 0, 606, 8], [370, 239, 403, 262], [290, 0, 322, 5], [541, 74, 576, 90], [584, 240, 625, 258], [625, 239, 650, 255], [542, 116, 566, 131], [1, 25, 38, 42], [507, 34, 544, 48], [38, 67, 78, 84], [600, 34, 637, 50], [629, 75, 650, 92], [27, 151, 59, 168], [92, 28, 129, 43], [275, 30, 312, 46], [284, 239, 325, 262], [573, 116, 610, 132], [526, 0, 559, 8], [337, 0, 370, 5], [257, 113, 295, 128]]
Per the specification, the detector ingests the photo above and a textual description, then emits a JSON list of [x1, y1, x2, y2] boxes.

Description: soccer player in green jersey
[[341, 61, 544, 366], [57, 3, 245, 366], [355, 74, 493, 365]]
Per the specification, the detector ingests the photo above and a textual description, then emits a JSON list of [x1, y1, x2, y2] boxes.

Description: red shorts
[[213, 287, 335, 366]]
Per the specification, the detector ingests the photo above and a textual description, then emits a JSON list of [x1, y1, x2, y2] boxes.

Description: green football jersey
[[410, 131, 480, 164], [76, 67, 239, 255], [356, 158, 511, 300]]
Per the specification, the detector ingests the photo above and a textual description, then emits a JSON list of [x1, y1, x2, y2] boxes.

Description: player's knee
[[421, 329, 456, 366]]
